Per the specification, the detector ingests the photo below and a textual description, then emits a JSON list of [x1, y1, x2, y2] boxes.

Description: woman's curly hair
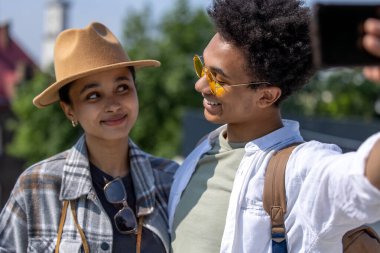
[[207, 0, 315, 104]]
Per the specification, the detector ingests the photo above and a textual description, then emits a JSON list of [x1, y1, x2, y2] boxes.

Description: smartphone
[[311, 3, 380, 68]]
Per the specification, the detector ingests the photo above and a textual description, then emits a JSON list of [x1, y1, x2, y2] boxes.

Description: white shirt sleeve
[[285, 134, 380, 251]]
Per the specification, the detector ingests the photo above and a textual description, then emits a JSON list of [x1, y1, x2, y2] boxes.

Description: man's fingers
[[364, 18, 380, 36], [363, 66, 380, 82], [363, 35, 380, 58]]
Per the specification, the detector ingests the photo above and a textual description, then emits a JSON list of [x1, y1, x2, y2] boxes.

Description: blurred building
[[0, 22, 38, 208], [41, 0, 70, 70], [0, 23, 36, 109]]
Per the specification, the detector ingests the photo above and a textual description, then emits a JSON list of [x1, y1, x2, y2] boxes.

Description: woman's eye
[[86, 93, 99, 100], [117, 84, 129, 93]]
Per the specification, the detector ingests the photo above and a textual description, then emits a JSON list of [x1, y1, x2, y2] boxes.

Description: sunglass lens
[[205, 69, 225, 96], [193, 55, 224, 96], [104, 179, 125, 203], [115, 207, 138, 234], [204, 68, 216, 95], [193, 55, 203, 78], [215, 83, 224, 96]]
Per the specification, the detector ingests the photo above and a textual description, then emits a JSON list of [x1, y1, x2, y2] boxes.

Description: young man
[[169, 0, 380, 252]]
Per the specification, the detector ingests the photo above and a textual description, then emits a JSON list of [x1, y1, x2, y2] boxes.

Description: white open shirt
[[168, 120, 380, 253]]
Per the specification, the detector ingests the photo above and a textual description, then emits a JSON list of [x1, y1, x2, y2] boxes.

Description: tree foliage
[[7, 71, 82, 165], [283, 68, 380, 120]]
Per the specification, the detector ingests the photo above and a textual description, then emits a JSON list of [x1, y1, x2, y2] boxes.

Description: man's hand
[[363, 18, 380, 82]]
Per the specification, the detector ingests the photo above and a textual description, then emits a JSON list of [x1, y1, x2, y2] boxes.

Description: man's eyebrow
[[79, 83, 99, 95], [201, 51, 231, 79], [209, 66, 230, 79]]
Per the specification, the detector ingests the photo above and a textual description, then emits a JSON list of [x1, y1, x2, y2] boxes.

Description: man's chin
[[204, 112, 225, 125]]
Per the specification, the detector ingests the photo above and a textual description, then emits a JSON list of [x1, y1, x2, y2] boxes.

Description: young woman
[[0, 22, 178, 253]]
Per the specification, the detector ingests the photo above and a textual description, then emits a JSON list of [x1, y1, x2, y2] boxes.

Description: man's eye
[[217, 80, 228, 86]]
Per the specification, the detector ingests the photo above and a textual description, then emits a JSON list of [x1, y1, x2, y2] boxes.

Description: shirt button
[[100, 242, 110, 251]]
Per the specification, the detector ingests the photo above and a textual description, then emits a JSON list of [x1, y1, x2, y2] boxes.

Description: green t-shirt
[[172, 131, 247, 253]]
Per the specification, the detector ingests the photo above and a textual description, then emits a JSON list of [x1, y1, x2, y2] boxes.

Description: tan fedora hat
[[33, 22, 160, 108]]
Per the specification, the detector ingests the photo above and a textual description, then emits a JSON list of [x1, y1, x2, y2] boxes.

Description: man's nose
[[194, 75, 211, 94]]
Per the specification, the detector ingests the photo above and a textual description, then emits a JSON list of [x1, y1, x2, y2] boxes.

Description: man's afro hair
[[207, 0, 315, 103]]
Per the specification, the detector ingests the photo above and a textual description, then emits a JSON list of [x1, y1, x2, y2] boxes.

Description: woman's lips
[[101, 114, 127, 126]]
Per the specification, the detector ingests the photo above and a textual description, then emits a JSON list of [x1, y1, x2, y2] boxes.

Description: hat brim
[[33, 60, 160, 108]]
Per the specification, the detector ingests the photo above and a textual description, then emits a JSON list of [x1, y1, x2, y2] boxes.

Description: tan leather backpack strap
[[263, 144, 299, 248], [55, 200, 90, 253], [55, 200, 70, 253], [343, 225, 380, 251], [136, 216, 144, 253], [69, 200, 90, 253]]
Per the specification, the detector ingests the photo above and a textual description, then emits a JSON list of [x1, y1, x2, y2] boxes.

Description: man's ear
[[60, 101, 75, 121], [257, 87, 282, 108]]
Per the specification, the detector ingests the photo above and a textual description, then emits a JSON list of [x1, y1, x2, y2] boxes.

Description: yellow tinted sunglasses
[[193, 54, 271, 97]]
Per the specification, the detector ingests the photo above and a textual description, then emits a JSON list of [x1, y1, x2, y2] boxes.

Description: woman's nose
[[104, 97, 121, 112]]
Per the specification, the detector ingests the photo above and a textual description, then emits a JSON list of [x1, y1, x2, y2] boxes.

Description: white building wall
[[41, 0, 69, 70]]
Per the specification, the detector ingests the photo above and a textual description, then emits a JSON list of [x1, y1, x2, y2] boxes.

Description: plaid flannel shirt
[[0, 135, 178, 253]]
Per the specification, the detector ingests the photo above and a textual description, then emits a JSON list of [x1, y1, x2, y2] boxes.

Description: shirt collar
[[206, 120, 303, 153], [59, 135, 156, 216], [128, 140, 156, 216], [245, 119, 303, 152], [60, 135, 92, 200]]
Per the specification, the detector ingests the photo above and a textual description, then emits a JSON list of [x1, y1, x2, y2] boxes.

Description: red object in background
[[0, 22, 37, 109]]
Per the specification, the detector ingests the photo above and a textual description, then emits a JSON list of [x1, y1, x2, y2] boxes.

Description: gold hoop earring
[[71, 120, 78, 127]]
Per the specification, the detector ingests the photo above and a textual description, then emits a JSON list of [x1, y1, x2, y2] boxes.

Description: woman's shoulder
[[147, 154, 179, 175], [5, 151, 71, 222], [129, 140, 179, 175], [16, 150, 70, 191]]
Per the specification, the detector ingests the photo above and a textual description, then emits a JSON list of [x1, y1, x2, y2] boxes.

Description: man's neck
[[225, 110, 283, 143]]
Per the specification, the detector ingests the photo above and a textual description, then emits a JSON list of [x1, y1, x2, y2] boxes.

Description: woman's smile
[[100, 113, 128, 126]]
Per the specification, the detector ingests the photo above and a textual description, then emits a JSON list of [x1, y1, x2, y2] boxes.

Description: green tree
[[283, 68, 380, 120], [7, 71, 82, 165]]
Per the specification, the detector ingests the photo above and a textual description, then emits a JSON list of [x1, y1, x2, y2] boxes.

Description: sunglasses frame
[[104, 177, 138, 234], [193, 54, 272, 96]]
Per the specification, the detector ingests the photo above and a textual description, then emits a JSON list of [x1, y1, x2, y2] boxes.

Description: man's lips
[[205, 98, 221, 106], [202, 96, 222, 115], [203, 96, 221, 106]]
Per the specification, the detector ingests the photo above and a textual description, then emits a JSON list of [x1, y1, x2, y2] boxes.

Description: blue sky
[[0, 0, 208, 66], [1, 0, 380, 66]]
